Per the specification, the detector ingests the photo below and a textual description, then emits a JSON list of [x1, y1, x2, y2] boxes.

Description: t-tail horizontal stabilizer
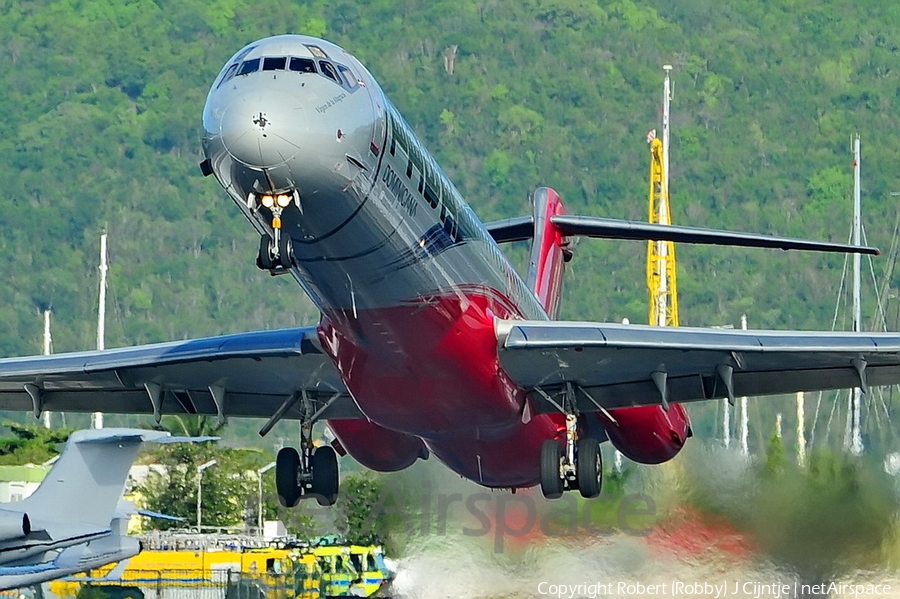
[[485, 213, 879, 255]]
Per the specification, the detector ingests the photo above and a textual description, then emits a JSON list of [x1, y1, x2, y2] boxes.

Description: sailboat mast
[[739, 314, 749, 456], [848, 135, 863, 455]]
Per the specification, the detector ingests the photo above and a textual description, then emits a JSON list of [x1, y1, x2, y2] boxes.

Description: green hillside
[[1, 0, 898, 447]]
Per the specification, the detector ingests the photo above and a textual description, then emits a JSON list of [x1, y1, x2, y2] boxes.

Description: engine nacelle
[[328, 419, 427, 472], [595, 403, 691, 464], [0, 510, 31, 541]]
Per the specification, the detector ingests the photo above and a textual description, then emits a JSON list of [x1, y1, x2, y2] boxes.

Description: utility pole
[[257, 461, 276, 535], [92, 233, 108, 430], [41, 309, 52, 428], [797, 391, 806, 466], [196, 459, 217, 531]]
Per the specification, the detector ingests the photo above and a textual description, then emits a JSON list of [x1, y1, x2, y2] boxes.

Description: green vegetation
[[678, 434, 898, 578], [1, 0, 900, 565], [2, 0, 899, 358], [0, 421, 73, 465]]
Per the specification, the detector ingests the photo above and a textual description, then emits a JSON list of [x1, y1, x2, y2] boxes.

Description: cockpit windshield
[[263, 57, 287, 71], [218, 54, 360, 92], [290, 57, 316, 73], [237, 58, 260, 76]]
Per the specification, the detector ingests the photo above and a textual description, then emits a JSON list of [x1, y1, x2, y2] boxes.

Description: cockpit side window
[[289, 57, 316, 73], [233, 45, 258, 63], [337, 65, 358, 89], [263, 57, 287, 71], [319, 61, 340, 83], [217, 63, 239, 88], [237, 58, 260, 76]]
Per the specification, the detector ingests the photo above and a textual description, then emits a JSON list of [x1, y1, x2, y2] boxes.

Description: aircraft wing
[[497, 320, 900, 413], [0, 327, 357, 423]]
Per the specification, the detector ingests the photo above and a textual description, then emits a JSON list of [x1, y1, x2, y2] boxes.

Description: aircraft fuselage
[[203, 35, 585, 487]]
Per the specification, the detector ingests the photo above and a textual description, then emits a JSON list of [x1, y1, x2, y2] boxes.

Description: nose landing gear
[[256, 230, 294, 271], [253, 193, 297, 272]]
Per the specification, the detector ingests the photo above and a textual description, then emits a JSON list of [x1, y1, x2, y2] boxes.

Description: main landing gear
[[276, 444, 339, 507], [538, 384, 603, 500], [274, 392, 340, 507]]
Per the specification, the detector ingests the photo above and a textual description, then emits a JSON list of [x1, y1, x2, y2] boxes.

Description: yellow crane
[[646, 66, 679, 327]]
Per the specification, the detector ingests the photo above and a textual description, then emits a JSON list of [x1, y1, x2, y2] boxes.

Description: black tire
[[277, 231, 294, 269], [576, 438, 602, 499], [312, 446, 339, 506], [539, 439, 564, 499], [276, 446, 302, 508], [257, 234, 275, 270]]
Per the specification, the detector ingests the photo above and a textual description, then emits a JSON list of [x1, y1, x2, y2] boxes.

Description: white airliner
[[0, 428, 197, 590], [0, 35, 897, 507]]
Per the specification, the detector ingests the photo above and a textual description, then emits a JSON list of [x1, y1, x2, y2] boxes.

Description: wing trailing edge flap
[[496, 320, 900, 413], [0, 326, 359, 421], [485, 214, 878, 255]]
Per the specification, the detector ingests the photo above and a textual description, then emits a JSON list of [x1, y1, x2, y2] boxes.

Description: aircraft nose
[[220, 90, 302, 168]]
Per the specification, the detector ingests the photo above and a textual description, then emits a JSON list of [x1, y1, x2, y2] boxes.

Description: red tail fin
[[526, 187, 571, 318]]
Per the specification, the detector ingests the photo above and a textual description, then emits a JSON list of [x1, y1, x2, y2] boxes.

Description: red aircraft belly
[[317, 287, 570, 486], [318, 287, 530, 434]]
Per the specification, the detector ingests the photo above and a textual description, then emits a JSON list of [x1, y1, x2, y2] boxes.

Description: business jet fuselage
[[201, 34, 688, 496]]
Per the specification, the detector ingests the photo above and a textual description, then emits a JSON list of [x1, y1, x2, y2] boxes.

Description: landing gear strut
[[254, 193, 296, 272], [274, 392, 340, 507], [538, 383, 603, 500]]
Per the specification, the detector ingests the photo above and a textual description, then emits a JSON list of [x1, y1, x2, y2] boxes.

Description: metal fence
[[65, 569, 312, 599]]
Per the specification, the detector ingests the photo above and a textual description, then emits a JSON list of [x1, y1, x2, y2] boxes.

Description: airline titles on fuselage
[[381, 105, 482, 247], [381, 165, 418, 218]]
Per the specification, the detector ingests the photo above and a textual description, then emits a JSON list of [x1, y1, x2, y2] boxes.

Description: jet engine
[[0, 510, 31, 541], [328, 419, 427, 472], [594, 403, 691, 464]]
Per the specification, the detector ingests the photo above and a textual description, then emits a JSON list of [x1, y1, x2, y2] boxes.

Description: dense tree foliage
[[2, 0, 900, 450], [0, 421, 73, 465], [136, 436, 261, 530]]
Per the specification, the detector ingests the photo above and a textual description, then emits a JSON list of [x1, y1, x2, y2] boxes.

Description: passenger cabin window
[[290, 57, 316, 73], [319, 61, 340, 83], [263, 57, 287, 71], [237, 58, 260, 76]]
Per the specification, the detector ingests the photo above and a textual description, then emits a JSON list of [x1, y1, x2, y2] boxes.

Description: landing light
[[275, 194, 292, 208], [260, 195, 275, 208]]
